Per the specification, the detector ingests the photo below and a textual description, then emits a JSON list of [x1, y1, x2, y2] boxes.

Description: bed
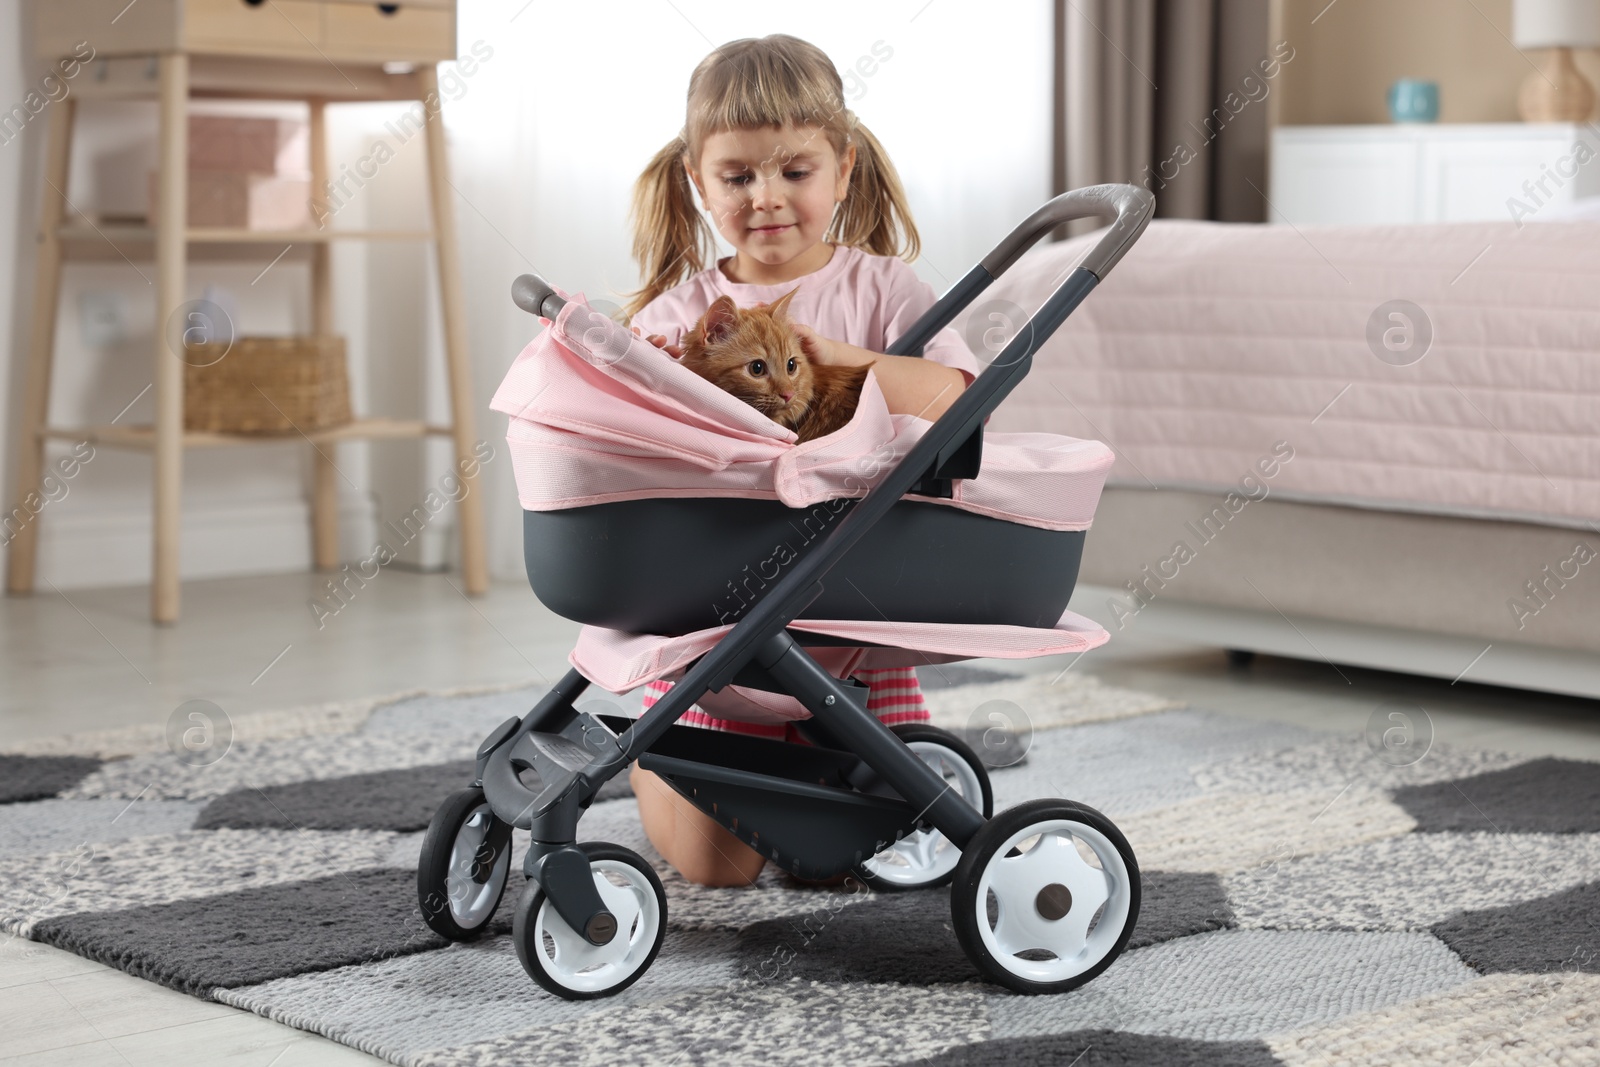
[[952, 214, 1600, 699]]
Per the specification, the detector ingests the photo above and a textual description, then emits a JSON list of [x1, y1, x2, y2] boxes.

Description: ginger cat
[[676, 288, 873, 444]]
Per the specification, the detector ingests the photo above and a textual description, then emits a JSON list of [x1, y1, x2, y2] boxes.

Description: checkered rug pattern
[[2, 669, 1596, 1066]]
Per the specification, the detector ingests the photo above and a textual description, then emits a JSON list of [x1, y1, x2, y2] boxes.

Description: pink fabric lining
[[488, 289, 1116, 532], [568, 608, 1110, 725]]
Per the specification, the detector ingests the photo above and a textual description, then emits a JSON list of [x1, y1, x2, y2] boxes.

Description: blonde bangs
[[683, 37, 853, 167]]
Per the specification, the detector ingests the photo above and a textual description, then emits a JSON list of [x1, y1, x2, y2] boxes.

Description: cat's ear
[[701, 296, 739, 346], [766, 286, 802, 322]]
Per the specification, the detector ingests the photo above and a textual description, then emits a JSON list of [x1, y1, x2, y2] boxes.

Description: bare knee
[[631, 764, 766, 888], [668, 836, 764, 888]]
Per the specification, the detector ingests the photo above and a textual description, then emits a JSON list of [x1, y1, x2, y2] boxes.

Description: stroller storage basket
[[524, 497, 1085, 636]]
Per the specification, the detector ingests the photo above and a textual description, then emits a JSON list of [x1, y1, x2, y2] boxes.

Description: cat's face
[[677, 288, 815, 430]]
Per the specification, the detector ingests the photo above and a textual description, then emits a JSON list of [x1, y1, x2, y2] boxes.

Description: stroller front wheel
[[951, 799, 1140, 994], [417, 787, 514, 941], [854, 724, 993, 891], [514, 842, 667, 1000]]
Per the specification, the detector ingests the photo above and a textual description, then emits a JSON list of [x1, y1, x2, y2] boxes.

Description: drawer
[[34, 0, 458, 64], [37, 0, 182, 57], [185, 0, 326, 57], [322, 0, 453, 7], [1419, 135, 1578, 222], [323, 3, 456, 62], [1270, 134, 1420, 224]]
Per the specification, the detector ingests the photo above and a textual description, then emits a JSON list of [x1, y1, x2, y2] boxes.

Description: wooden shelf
[[62, 55, 432, 104], [8, 53, 489, 621], [58, 224, 436, 262], [38, 417, 452, 451], [188, 227, 434, 243]]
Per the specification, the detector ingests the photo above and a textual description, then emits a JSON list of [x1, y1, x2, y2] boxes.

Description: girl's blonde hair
[[621, 33, 921, 324]]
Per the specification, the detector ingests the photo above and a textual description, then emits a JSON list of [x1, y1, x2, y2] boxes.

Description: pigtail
[[621, 135, 717, 325], [829, 117, 921, 264]]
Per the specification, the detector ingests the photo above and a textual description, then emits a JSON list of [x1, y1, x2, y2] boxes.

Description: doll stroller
[[417, 184, 1155, 1000]]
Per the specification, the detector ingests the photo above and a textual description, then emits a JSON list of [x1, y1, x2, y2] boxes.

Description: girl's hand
[[631, 325, 684, 358], [789, 321, 835, 365]]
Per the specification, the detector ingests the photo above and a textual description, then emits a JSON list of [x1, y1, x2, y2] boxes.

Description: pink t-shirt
[[627, 243, 985, 390]]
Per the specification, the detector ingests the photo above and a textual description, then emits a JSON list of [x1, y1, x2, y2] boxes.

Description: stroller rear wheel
[[951, 798, 1140, 994], [514, 842, 667, 1000], [853, 724, 993, 891], [417, 787, 513, 941]]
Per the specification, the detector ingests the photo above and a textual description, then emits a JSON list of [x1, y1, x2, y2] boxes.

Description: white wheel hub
[[973, 818, 1131, 983], [446, 805, 509, 928], [529, 860, 661, 994], [861, 742, 982, 887]]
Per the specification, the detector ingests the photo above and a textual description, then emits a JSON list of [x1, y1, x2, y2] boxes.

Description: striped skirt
[[638, 665, 931, 743]]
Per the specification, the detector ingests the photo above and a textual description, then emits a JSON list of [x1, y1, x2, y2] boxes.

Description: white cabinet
[[1270, 123, 1600, 224]]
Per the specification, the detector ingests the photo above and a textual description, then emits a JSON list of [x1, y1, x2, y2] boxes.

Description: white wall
[[1, 1, 1053, 591]]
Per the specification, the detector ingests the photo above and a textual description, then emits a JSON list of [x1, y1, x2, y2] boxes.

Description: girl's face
[[687, 123, 855, 285]]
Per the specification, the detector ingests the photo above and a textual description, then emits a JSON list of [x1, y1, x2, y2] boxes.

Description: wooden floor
[[2, 569, 1597, 1063]]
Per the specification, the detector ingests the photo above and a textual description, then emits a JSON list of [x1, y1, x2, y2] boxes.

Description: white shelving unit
[[1270, 122, 1600, 224]]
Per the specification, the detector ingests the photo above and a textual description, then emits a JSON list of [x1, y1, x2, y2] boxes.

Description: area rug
[[2, 669, 1597, 1067]]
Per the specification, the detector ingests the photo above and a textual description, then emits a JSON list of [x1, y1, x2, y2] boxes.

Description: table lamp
[[1515, 0, 1600, 121]]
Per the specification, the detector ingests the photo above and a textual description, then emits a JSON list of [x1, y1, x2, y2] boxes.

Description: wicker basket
[[183, 335, 352, 434]]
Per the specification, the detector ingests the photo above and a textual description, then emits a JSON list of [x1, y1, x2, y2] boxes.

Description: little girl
[[620, 34, 983, 889]]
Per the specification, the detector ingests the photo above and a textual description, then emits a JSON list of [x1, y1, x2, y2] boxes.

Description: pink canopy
[[489, 290, 1116, 532]]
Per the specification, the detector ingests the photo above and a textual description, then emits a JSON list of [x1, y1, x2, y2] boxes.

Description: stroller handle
[[882, 182, 1153, 361], [983, 182, 1153, 281]]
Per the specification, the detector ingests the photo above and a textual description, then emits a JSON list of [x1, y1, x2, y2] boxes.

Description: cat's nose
[[781, 391, 793, 402]]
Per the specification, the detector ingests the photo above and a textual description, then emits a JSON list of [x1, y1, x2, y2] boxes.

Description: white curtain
[[443, 1, 1056, 580]]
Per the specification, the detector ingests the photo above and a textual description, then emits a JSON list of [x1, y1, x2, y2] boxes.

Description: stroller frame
[[421, 184, 1155, 998]]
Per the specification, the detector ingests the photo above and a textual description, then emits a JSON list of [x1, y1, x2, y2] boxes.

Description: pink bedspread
[[963, 219, 1600, 529]]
